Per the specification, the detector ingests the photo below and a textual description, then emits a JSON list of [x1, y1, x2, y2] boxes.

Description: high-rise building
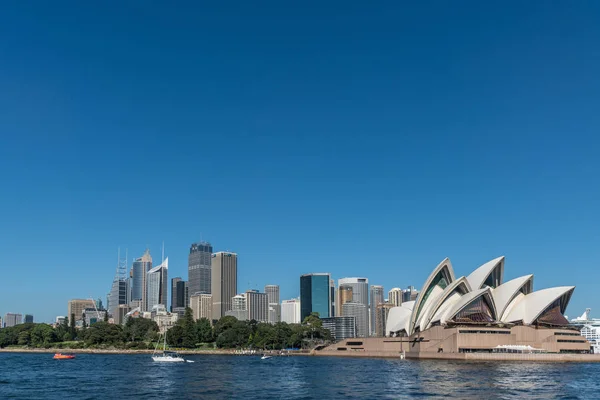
[[24, 314, 33, 323], [4, 313, 23, 327], [246, 290, 269, 323], [188, 241, 213, 298], [375, 303, 395, 337], [388, 288, 403, 306], [281, 298, 301, 324], [171, 277, 187, 312], [211, 251, 238, 320], [342, 302, 368, 337], [108, 248, 129, 318], [338, 278, 369, 337], [265, 285, 280, 324], [321, 316, 357, 340], [131, 249, 152, 311], [402, 286, 418, 302], [300, 273, 332, 321], [370, 285, 385, 336], [337, 285, 353, 316], [190, 293, 213, 321], [330, 279, 336, 319], [226, 293, 248, 320], [68, 299, 95, 321], [147, 257, 168, 312]]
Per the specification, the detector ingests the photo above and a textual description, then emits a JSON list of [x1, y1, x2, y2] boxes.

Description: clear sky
[[1, 2, 599, 323]]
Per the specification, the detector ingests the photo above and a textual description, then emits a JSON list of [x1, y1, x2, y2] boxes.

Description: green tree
[[180, 307, 197, 348], [17, 331, 30, 346], [30, 324, 56, 347], [85, 322, 124, 346], [123, 317, 159, 342], [166, 325, 183, 347], [69, 313, 76, 340], [213, 316, 239, 337], [196, 318, 213, 343], [103, 311, 109, 322]]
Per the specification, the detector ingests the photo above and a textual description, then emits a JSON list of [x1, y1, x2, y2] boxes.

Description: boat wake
[[186, 360, 195, 363]]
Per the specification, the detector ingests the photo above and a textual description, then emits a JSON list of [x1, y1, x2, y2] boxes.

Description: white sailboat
[[152, 330, 186, 363]]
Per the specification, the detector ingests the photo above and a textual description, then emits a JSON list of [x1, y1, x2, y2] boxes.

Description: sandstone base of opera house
[[314, 325, 600, 362]]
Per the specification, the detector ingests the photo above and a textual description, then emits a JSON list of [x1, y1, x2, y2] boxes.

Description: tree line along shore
[[0, 308, 331, 351]]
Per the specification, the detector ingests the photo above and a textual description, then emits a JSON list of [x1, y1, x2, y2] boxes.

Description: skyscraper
[[211, 251, 238, 320], [147, 257, 168, 312], [131, 249, 152, 311], [24, 314, 34, 323], [300, 273, 332, 321], [337, 285, 353, 316], [188, 241, 213, 298], [375, 303, 395, 337], [341, 302, 368, 337], [265, 285, 280, 324], [171, 277, 187, 312], [4, 313, 22, 327], [68, 299, 95, 321], [108, 249, 129, 319], [281, 298, 301, 324], [402, 286, 418, 302], [370, 285, 384, 336], [388, 288, 403, 306], [338, 278, 369, 338], [246, 290, 269, 323]]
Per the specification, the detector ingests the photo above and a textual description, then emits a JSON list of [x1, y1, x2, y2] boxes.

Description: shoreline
[[0, 348, 310, 356]]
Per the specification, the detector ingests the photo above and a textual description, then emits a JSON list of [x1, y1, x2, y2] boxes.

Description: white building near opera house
[[319, 256, 591, 357]]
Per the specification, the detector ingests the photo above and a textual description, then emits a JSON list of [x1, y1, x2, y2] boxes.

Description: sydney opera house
[[318, 257, 592, 359]]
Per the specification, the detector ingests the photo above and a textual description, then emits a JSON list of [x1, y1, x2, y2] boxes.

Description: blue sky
[[1, 2, 599, 323]]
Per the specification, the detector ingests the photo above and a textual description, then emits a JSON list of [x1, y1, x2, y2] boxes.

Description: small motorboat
[[260, 354, 272, 360], [53, 353, 75, 360]]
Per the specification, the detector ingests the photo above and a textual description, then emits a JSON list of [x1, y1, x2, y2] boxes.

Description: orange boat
[[53, 353, 75, 360]]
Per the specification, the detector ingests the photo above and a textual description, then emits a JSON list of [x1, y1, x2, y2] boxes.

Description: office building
[[211, 251, 238, 320], [68, 299, 95, 321], [226, 293, 248, 321], [131, 249, 153, 311], [4, 313, 23, 327], [24, 314, 33, 324], [247, 290, 269, 323], [300, 273, 333, 321], [388, 287, 403, 307], [375, 303, 395, 337], [281, 298, 301, 324], [190, 293, 213, 321], [337, 285, 353, 316], [321, 316, 357, 341], [113, 305, 131, 325], [55, 316, 66, 325], [147, 257, 168, 312], [83, 308, 106, 325], [171, 277, 187, 312], [330, 279, 336, 318], [338, 278, 369, 337], [188, 241, 213, 297], [370, 285, 384, 336], [108, 278, 129, 319], [342, 301, 368, 337], [402, 286, 419, 303], [265, 285, 280, 323]]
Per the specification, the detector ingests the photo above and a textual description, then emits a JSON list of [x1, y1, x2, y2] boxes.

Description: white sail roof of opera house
[[502, 286, 575, 325], [385, 256, 576, 337], [492, 274, 533, 321], [466, 256, 504, 290]]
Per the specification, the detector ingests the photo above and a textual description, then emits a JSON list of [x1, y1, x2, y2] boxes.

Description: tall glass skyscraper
[[188, 242, 213, 298], [369, 285, 384, 336], [211, 251, 238, 320], [132, 249, 152, 311], [300, 273, 332, 321], [338, 277, 369, 338], [171, 277, 187, 312], [147, 257, 168, 311]]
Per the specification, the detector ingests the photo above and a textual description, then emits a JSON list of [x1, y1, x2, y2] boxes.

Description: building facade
[[171, 277, 187, 312], [300, 273, 332, 321], [146, 257, 168, 312], [188, 241, 213, 297], [190, 293, 213, 321], [4, 313, 22, 327], [338, 278, 369, 337], [321, 316, 357, 341], [247, 290, 269, 323], [24, 314, 33, 323], [370, 285, 384, 336], [211, 251, 238, 320], [108, 278, 129, 319], [131, 249, 152, 311], [388, 288, 403, 307], [281, 298, 301, 324], [375, 303, 394, 337], [402, 286, 418, 303], [68, 299, 96, 321], [342, 301, 368, 337], [265, 285, 281, 323], [337, 285, 353, 316]]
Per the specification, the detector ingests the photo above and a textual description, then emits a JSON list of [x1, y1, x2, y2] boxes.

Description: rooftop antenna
[[162, 241, 165, 263]]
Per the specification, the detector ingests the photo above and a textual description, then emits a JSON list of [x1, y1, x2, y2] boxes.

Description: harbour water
[[1, 352, 599, 399]]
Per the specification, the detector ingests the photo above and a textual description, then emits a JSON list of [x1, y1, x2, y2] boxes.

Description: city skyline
[[2, 2, 600, 322]]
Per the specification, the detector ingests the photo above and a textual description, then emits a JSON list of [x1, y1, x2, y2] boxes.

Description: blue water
[[1, 353, 599, 399]]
